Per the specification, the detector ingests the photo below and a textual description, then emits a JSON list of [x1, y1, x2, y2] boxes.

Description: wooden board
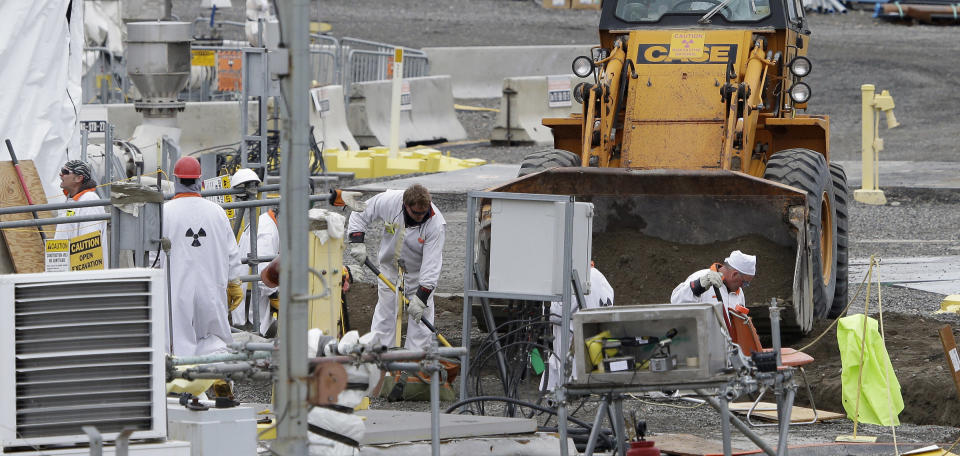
[[729, 401, 845, 423], [654, 433, 747, 456], [0, 160, 53, 273], [940, 325, 960, 401]]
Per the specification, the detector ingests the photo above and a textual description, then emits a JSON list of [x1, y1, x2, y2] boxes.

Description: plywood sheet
[[0, 160, 53, 273], [729, 402, 844, 423], [655, 433, 747, 456]]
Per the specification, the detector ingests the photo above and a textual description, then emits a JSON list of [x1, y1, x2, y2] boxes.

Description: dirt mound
[[797, 314, 960, 427]]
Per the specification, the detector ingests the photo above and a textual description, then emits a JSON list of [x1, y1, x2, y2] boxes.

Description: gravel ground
[[191, 0, 960, 450]]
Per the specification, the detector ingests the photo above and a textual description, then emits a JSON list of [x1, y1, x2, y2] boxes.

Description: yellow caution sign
[[44, 239, 70, 272], [69, 231, 104, 271], [668, 32, 705, 60], [203, 175, 235, 219], [191, 50, 216, 67]]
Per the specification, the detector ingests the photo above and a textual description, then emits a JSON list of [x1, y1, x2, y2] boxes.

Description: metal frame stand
[[461, 191, 580, 456]]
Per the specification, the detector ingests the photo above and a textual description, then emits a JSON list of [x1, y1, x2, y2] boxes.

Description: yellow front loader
[[483, 0, 849, 336]]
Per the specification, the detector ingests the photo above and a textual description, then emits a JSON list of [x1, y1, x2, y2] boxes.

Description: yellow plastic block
[[936, 295, 960, 314], [323, 146, 486, 179]]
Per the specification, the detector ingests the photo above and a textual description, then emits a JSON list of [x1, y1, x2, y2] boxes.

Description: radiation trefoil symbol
[[185, 227, 206, 247]]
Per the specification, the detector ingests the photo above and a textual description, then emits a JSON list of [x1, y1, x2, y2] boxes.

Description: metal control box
[[571, 303, 731, 386]]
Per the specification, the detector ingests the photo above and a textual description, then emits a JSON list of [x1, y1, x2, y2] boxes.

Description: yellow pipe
[[598, 41, 626, 168]]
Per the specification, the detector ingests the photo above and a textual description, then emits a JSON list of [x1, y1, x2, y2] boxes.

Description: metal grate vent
[[1, 271, 166, 446]]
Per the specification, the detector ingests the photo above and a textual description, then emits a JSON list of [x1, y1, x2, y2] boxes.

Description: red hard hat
[[173, 156, 202, 178]]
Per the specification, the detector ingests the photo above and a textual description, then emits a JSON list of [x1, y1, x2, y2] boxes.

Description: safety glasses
[[60, 168, 73, 176]]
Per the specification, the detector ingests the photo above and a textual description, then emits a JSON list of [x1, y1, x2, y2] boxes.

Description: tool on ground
[[362, 258, 452, 348], [5, 139, 45, 241]]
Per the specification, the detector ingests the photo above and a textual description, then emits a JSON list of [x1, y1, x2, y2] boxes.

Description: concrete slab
[[731, 442, 955, 455], [356, 409, 537, 444], [850, 256, 960, 295], [346, 163, 520, 195], [835, 161, 960, 190]]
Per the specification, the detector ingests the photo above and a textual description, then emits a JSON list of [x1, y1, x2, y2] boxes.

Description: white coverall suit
[[161, 194, 240, 356], [541, 267, 614, 392], [231, 210, 279, 336], [55, 188, 109, 266], [669, 265, 746, 311], [346, 190, 445, 350]]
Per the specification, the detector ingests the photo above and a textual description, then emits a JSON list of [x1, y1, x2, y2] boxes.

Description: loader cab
[[600, 0, 807, 33]]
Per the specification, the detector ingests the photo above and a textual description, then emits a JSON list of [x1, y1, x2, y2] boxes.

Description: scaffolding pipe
[[309, 347, 467, 366], [170, 351, 273, 366], [0, 198, 110, 215], [0, 213, 109, 229]]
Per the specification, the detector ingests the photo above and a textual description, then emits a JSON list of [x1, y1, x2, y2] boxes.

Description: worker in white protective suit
[[670, 250, 756, 313], [55, 160, 108, 266], [541, 266, 614, 392], [229, 168, 262, 329], [346, 184, 445, 350], [231, 205, 279, 336], [161, 156, 242, 356]]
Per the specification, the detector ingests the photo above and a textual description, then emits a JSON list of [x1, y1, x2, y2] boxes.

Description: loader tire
[[827, 163, 850, 318], [763, 148, 838, 323], [517, 149, 580, 176]]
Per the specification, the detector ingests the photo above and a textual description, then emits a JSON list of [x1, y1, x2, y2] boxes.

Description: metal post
[[250, 199, 261, 332], [612, 396, 627, 456], [273, 0, 311, 454], [556, 196, 575, 456], [720, 393, 732, 456], [81, 426, 103, 456], [698, 390, 777, 456], [503, 88, 516, 147], [460, 194, 477, 402], [104, 125, 113, 196], [80, 129, 89, 163], [777, 386, 796, 454], [388, 48, 404, 157], [430, 336, 441, 456], [860, 84, 875, 193]]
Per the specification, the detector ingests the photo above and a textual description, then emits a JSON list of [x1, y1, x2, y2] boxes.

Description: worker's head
[[402, 183, 432, 223], [59, 160, 96, 197], [173, 156, 202, 193], [721, 250, 756, 291]]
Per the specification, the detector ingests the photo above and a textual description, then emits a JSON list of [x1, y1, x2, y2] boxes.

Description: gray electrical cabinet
[[571, 303, 732, 386]]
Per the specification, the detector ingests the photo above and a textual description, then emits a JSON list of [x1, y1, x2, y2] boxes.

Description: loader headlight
[[788, 56, 812, 78], [789, 82, 812, 104], [572, 56, 595, 78]]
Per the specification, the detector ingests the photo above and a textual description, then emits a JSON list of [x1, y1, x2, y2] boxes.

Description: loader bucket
[[482, 167, 814, 336]]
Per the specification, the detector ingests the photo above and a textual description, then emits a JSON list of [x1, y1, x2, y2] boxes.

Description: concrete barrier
[[347, 75, 467, 148], [308, 85, 359, 151], [490, 75, 588, 145], [423, 45, 592, 99]]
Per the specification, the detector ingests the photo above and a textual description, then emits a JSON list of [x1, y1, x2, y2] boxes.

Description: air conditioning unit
[[0, 268, 168, 450]]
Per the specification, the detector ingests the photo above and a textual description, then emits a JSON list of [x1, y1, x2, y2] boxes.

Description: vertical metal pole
[[241, 50, 250, 168], [273, 0, 311, 454], [80, 129, 88, 163], [556, 196, 575, 456], [104, 125, 113, 196], [388, 49, 403, 158], [860, 84, 875, 192], [777, 387, 795, 454], [250, 200, 261, 332], [720, 394, 732, 456], [430, 336, 441, 456], [460, 194, 476, 402], [612, 396, 627, 456]]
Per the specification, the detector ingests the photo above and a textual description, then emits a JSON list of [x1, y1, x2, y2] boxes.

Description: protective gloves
[[227, 280, 243, 311], [700, 270, 723, 290], [407, 295, 428, 323], [329, 189, 368, 212], [349, 243, 367, 264]]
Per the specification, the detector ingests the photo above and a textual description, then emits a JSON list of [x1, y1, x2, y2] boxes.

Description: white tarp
[[0, 0, 83, 201]]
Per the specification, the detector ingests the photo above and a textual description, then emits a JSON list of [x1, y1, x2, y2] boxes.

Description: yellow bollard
[[854, 84, 899, 205]]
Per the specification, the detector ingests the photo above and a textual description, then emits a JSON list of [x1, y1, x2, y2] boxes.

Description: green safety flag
[[837, 314, 904, 426]]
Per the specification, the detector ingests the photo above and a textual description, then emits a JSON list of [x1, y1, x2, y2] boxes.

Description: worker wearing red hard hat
[[160, 156, 242, 356]]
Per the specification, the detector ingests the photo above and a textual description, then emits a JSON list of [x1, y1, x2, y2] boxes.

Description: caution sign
[[203, 175, 235, 219], [310, 87, 331, 116], [217, 50, 243, 91], [547, 75, 572, 108], [668, 32, 706, 60], [69, 231, 104, 271], [191, 50, 216, 67], [44, 239, 70, 272]]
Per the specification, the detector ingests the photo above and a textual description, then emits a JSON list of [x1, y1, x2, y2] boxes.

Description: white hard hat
[[725, 250, 757, 276], [231, 168, 261, 187]]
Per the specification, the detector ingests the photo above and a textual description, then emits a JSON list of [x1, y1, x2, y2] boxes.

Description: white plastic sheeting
[[0, 0, 83, 200]]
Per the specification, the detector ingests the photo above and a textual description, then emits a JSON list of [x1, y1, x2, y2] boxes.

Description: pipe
[[0, 213, 109, 229], [309, 347, 467, 366], [170, 351, 273, 366], [0, 198, 110, 215], [4, 139, 45, 241]]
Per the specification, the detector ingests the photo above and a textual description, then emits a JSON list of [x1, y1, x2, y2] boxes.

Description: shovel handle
[[361, 257, 451, 347]]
